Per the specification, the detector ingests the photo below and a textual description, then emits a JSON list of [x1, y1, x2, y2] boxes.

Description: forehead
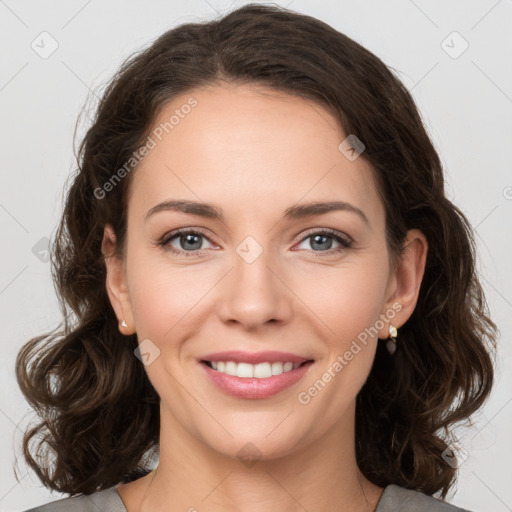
[[129, 83, 384, 227]]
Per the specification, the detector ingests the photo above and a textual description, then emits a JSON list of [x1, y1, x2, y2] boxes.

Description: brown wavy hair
[[15, 2, 497, 499]]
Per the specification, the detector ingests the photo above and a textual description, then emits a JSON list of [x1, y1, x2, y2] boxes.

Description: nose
[[216, 240, 294, 330]]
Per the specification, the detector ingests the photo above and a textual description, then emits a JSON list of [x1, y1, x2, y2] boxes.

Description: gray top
[[23, 483, 472, 511]]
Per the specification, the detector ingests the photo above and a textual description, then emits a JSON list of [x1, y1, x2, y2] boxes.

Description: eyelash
[[158, 227, 353, 257]]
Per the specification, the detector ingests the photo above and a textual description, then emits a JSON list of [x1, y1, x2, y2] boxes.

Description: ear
[[101, 223, 136, 335], [378, 228, 428, 338]]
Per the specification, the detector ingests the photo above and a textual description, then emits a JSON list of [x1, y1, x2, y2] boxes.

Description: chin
[[199, 420, 311, 464]]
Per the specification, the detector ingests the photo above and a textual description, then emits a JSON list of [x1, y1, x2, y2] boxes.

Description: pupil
[[311, 234, 332, 251], [182, 234, 201, 250]]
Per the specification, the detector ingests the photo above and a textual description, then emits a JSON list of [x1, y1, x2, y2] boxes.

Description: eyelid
[[159, 227, 218, 249], [293, 227, 353, 246]]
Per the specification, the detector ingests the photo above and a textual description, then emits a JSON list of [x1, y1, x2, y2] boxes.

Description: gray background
[[1, 1, 511, 511]]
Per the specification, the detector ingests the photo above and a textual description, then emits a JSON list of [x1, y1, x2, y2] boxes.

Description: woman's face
[[105, 83, 414, 461]]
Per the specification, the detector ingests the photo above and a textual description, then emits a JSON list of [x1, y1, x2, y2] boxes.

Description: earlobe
[[101, 224, 135, 335], [380, 229, 428, 336]]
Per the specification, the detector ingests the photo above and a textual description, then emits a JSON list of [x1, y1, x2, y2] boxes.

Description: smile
[[203, 360, 307, 378], [199, 357, 315, 400]]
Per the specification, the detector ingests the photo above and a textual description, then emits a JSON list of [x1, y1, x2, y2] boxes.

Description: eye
[[294, 229, 353, 254], [159, 228, 215, 256], [158, 227, 353, 257]]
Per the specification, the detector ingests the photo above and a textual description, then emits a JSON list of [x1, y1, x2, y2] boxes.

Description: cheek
[[294, 257, 388, 344], [294, 274, 384, 427], [294, 259, 387, 394], [126, 254, 209, 341]]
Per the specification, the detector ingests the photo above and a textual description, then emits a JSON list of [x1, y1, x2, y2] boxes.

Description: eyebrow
[[145, 199, 370, 226]]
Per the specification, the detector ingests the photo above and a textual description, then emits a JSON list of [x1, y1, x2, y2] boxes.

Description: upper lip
[[200, 350, 313, 365]]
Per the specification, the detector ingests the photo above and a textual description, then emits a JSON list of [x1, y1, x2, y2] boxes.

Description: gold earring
[[386, 324, 398, 355]]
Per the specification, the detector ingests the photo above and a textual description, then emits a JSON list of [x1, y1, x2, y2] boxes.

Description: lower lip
[[199, 361, 314, 399]]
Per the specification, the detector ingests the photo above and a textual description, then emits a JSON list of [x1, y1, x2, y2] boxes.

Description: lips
[[200, 350, 312, 365], [198, 350, 315, 399]]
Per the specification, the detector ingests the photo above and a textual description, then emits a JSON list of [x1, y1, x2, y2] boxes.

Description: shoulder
[[21, 486, 127, 512], [376, 484, 473, 512]]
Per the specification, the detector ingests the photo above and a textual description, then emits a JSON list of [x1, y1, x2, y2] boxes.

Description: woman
[[16, 4, 496, 511]]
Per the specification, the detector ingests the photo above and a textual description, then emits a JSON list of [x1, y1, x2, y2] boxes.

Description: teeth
[[208, 361, 303, 378]]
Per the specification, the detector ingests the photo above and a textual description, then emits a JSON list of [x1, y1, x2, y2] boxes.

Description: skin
[[102, 82, 428, 512]]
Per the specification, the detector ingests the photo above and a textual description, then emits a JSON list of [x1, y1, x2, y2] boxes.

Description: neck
[[130, 402, 384, 512]]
